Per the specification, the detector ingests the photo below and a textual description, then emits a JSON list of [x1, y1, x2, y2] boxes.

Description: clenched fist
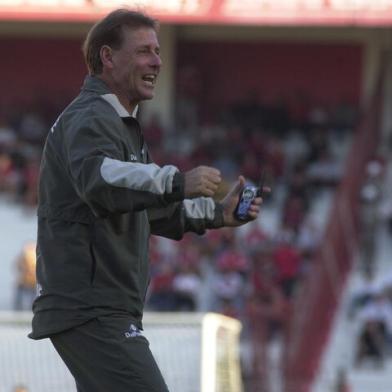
[[184, 166, 222, 198]]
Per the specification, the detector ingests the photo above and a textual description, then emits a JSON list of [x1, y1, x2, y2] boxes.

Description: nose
[[151, 52, 162, 68]]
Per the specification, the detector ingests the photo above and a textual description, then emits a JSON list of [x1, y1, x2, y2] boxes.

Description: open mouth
[[142, 74, 157, 86]]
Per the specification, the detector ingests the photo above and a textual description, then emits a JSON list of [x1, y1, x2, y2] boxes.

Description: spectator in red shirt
[[273, 230, 302, 298]]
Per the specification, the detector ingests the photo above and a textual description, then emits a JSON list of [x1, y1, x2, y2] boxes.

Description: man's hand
[[184, 166, 222, 198], [221, 176, 268, 227]]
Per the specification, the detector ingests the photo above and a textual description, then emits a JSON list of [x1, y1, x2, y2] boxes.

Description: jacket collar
[[82, 75, 138, 118]]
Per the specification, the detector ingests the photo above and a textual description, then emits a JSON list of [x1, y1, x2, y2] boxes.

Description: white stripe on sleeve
[[100, 157, 178, 194]]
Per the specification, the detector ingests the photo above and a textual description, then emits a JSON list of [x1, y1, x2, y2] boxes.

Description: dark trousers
[[50, 314, 169, 392]]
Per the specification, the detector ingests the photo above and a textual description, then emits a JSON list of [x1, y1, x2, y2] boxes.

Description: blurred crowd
[[349, 159, 392, 370], [0, 101, 57, 208], [350, 267, 392, 369], [1, 89, 357, 359]]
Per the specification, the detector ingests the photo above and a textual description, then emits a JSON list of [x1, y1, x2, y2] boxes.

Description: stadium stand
[[312, 58, 392, 392], [1, 4, 390, 390], [284, 59, 386, 392]]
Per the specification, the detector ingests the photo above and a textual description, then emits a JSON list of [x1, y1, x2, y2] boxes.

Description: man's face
[[111, 27, 162, 107]]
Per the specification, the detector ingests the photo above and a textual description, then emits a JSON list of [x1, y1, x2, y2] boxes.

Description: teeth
[[143, 74, 155, 83], [142, 74, 157, 88]]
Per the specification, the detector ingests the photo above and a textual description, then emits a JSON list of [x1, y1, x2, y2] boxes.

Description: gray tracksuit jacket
[[29, 76, 224, 339]]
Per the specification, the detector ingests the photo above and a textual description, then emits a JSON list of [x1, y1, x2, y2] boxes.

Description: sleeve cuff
[[164, 172, 185, 203], [207, 202, 225, 229]]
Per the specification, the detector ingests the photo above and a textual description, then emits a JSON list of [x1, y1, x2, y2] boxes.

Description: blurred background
[[1, 1, 392, 391]]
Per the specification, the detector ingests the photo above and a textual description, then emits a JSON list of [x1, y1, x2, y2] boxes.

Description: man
[[29, 8, 265, 392], [14, 241, 36, 310]]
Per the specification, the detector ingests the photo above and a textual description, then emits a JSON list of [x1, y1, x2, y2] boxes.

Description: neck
[[96, 74, 135, 115], [117, 94, 135, 115]]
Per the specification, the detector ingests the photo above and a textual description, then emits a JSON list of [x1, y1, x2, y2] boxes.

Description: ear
[[100, 45, 114, 69]]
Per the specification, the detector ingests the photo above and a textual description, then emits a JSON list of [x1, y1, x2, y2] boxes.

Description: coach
[[29, 8, 264, 391]]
